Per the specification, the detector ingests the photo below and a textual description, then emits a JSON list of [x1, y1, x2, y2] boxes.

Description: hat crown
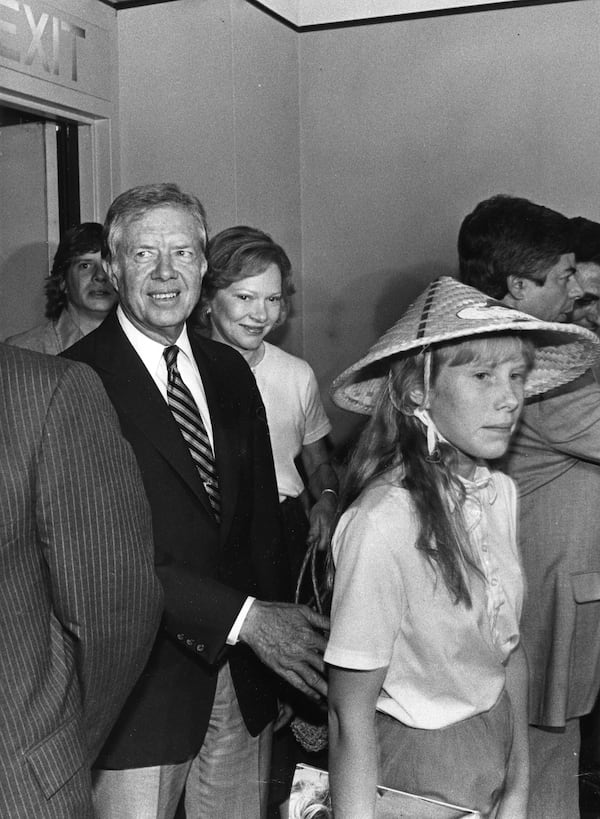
[[371, 276, 537, 358]]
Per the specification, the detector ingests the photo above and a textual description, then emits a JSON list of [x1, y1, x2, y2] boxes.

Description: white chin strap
[[413, 407, 449, 457], [413, 348, 449, 457]]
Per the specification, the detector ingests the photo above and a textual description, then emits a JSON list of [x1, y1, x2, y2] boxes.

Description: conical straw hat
[[332, 276, 600, 415]]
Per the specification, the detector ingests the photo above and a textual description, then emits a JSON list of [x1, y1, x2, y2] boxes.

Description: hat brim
[[332, 321, 600, 415]]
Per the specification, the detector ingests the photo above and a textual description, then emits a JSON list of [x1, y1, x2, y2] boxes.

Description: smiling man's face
[[107, 205, 207, 345]]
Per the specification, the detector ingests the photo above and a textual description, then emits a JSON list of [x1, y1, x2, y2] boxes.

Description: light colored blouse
[[325, 465, 524, 730], [252, 342, 331, 501]]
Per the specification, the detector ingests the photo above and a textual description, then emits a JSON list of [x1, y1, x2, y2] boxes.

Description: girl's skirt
[[376, 688, 513, 818]]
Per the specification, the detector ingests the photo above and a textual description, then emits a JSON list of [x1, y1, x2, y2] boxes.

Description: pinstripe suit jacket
[[64, 313, 290, 768], [0, 344, 162, 818]]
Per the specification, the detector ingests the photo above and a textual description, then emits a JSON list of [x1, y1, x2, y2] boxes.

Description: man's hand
[[239, 600, 329, 701]]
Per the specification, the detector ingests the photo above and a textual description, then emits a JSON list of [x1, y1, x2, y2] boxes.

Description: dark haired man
[[569, 217, 600, 336], [459, 194, 582, 320], [64, 183, 328, 819], [5, 222, 117, 354], [459, 194, 600, 819]]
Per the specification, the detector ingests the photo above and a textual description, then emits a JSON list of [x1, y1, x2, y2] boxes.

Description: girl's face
[[428, 338, 530, 479], [209, 264, 283, 359]]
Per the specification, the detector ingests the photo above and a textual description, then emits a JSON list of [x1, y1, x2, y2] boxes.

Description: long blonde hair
[[334, 334, 533, 607]]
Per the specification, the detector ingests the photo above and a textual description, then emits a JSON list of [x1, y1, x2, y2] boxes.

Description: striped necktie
[[163, 345, 221, 521]]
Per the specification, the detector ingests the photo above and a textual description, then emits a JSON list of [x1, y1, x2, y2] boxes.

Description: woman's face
[[427, 338, 529, 479], [208, 263, 283, 358]]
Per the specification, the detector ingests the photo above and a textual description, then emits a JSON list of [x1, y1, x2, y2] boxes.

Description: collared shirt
[[116, 307, 253, 644], [4, 309, 85, 356], [325, 465, 523, 729], [116, 307, 214, 447]]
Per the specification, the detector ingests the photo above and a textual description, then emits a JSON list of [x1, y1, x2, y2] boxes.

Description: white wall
[[117, 0, 600, 445], [297, 0, 600, 441], [117, 0, 304, 349]]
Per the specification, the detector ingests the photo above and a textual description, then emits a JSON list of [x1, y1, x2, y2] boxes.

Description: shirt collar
[[116, 305, 191, 376], [456, 464, 497, 505]]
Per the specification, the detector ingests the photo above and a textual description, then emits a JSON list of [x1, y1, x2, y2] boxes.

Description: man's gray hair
[[103, 183, 208, 264]]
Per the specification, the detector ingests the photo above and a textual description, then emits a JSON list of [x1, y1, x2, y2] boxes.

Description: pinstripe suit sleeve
[[35, 360, 163, 762]]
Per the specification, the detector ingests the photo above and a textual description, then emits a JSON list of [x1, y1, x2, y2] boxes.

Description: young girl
[[325, 277, 599, 819]]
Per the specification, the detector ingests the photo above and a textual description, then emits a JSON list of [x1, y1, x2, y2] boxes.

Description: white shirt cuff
[[226, 596, 256, 645]]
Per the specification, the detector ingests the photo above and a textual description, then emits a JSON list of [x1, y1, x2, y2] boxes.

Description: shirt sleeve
[[301, 363, 332, 446], [325, 495, 409, 670]]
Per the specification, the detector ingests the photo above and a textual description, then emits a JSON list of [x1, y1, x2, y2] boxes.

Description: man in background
[[5, 222, 117, 354], [458, 194, 600, 819], [569, 216, 600, 338], [0, 344, 161, 818], [64, 183, 328, 819]]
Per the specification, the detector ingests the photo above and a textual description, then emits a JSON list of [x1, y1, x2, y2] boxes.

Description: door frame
[[0, 89, 116, 225], [0, 0, 120, 224]]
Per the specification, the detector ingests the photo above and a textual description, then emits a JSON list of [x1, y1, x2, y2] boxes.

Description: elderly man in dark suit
[[63, 182, 329, 819], [0, 344, 161, 818]]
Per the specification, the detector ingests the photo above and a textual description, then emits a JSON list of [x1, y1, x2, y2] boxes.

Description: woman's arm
[[497, 643, 529, 819], [328, 664, 388, 819], [301, 438, 339, 551]]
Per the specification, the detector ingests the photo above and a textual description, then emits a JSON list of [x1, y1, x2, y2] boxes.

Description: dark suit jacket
[[0, 344, 161, 817], [64, 312, 290, 768]]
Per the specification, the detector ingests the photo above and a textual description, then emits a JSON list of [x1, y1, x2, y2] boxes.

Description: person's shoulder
[[62, 312, 117, 363], [264, 341, 309, 369], [344, 472, 411, 523], [190, 331, 260, 404], [1, 341, 65, 372], [4, 320, 54, 354], [262, 342, 315, 384], [0, 341, 98, 395], [334, 474, 415, 559], [190, 330, 249, 370]]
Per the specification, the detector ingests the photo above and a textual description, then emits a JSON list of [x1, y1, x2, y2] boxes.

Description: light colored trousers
[[93, 663, 273, 819]]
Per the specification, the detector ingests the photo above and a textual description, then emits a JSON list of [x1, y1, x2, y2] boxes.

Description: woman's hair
[[197, 225, 295, 329], [334, 334, 534, 607], [45, 222, 103, 320]]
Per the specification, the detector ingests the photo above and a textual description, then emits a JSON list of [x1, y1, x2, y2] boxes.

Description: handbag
[[290, 540, 329, 753]]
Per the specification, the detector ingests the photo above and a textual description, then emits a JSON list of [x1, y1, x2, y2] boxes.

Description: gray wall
[[117, 0, 600, 444]]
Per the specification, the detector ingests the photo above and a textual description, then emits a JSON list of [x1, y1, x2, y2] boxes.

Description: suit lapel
[[191, 337, 241, 545], [92, 315, 216, 520]]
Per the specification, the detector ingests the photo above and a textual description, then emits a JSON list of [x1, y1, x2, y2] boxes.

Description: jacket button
[[186, 639, 194, 646], [196, 644, 205, 652], [177, 633, 185, 641]]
